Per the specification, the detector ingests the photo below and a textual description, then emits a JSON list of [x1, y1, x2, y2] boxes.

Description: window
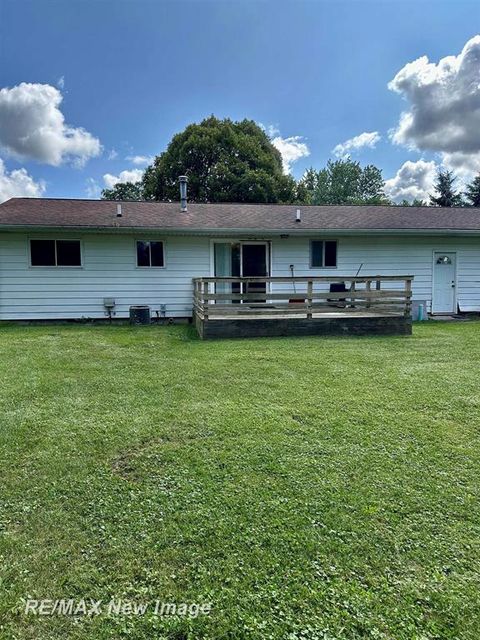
[[30, 240, 82, 267], [136, 241, 164, 267], [310, 240, 337, 268]]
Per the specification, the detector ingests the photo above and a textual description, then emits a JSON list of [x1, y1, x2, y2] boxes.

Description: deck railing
[[193, 275, 413, 320]]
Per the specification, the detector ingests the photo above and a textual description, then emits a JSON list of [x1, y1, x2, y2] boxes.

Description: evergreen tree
[[429, 170, 463, 207], [464, 173, 480, 207]]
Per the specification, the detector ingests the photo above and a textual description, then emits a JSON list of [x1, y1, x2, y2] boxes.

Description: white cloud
[[389, 35, 480, 177], [271, 135, 310, 173], [257, 123, 279, 137], [0, 158, 45, 203], [57, 76, 65, 90], [333, 131, 381, 158], [107, 149, 118, 160], [266, 124, 280, 137], [441, 151, 480, 180], [0, 82, 101, 166], [103, 168, 144, 189], [258, 123, 310, 173], [126, 154, 154, 166], [85, 177, 101, 198], [385, 159, 437, 203]]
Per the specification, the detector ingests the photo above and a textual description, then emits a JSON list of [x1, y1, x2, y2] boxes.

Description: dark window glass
[[137, 241, 150, 267], [242, 244, 267, 277], [311, 241, 324, 268], [231, 243, 241, 277], [150, 241, 164, 267], [311, 240, 337, 268], [56, 240, 81, 266], [231, 243, 241, 300], [30, 240, 56, 266], [137, 241, 164, 267], [324, 241, 337, 267]]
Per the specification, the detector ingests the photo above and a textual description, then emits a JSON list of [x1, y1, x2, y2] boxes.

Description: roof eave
[[0, 224, 480, 236]]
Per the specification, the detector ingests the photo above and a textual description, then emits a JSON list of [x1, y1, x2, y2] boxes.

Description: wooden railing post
[[366, 279, 371, 309], [405, 278, 412, 317], [203, 280, 209, 320], [306, 280, 313, 319]]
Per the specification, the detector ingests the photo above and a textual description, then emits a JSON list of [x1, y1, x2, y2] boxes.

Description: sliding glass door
[[213, 241, 269, 302], [214, 242, 240, 303], [241, 243, 268, 300]]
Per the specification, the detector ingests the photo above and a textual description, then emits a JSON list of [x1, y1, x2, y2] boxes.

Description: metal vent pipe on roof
[[179, 176, 188, 212], [296, 208, 301, 222], [116, 204, 122, 217]]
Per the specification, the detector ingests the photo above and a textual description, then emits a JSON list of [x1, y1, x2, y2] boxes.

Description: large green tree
[[429, 169, 463, 207], [464, 173, 480, 207], [298, 159, 388, 205], [103, 116, 299, 203], [101, 181, 143, 201]]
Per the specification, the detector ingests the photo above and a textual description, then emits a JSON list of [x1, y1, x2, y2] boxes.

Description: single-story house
[[0, 191, 479, 329]]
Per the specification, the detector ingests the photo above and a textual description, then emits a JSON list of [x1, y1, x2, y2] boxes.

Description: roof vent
[[116, 204, 122, 218], [179, 176, 188, 212], [295, 208, 301, 222]]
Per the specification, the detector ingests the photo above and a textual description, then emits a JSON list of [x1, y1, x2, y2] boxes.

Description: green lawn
[[1, 322, 480, 639]]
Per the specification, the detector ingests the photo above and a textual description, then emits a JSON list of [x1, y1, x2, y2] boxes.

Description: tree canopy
[[100, 115, 480, 209], [102, 116, 299, 204], [298, 159, 388, 205], [101, 181, 143, 201], [399, 199, 427, 207]]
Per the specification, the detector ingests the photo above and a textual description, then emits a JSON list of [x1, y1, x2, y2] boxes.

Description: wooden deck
[[193, 275, 413, 339]]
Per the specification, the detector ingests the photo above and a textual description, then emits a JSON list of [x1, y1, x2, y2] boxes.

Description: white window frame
[[309, 239, 338, 269], [209, 239, 271, 277], [29, 238, 83, 268], [135, 239, 166, 269], [209, 239, 272, 301]]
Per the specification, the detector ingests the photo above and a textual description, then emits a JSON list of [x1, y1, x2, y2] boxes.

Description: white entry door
[[432, 252, 456, 313]]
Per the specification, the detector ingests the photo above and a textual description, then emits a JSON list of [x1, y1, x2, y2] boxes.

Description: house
[[0, 187, 478, 336]]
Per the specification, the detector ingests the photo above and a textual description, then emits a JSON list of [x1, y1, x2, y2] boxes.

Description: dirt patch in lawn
[[110, 428, 211, 483], [110, 438, 167, 482]]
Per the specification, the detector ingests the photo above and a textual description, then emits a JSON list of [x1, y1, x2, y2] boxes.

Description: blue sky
[[0, 0, 479, 202]]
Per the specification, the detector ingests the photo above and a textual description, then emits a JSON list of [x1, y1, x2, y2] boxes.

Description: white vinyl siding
[[0, 232, 480, 319], [271, 235, 480, 312], [0, 233, 210, 319]]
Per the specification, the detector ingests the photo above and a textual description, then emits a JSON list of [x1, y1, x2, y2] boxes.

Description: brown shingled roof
[[0, 197, 479, 232]]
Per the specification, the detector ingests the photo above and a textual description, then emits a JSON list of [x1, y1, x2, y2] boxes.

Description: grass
[[0, 322, 480, 639]]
